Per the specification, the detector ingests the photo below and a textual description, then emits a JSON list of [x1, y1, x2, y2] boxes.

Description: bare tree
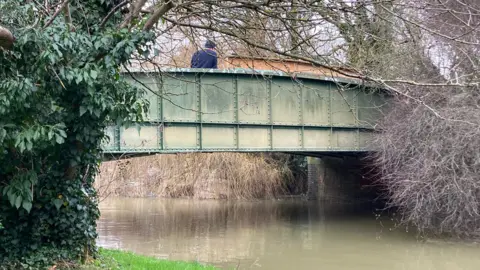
[[137, 0, 480, 237], [104, 0, 480, 236]]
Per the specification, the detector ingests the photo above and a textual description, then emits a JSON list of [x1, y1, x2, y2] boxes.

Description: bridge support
[[307, 156, 369, 207], [306, 157, 322, 200]]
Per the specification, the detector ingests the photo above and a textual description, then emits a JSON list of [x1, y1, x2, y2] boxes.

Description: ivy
[[0, 1, 152, 268]]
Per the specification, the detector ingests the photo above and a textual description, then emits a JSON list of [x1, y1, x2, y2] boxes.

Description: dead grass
[[95, 153, 298, 200]]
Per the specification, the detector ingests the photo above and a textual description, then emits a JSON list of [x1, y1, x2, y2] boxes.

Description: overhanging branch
[[100, 0, 130, 28], [143, 1, 175, 31], [43, 0, 70, 29]]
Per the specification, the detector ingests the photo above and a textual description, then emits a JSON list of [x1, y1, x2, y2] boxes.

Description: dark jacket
[[190, 49, 218, 69]]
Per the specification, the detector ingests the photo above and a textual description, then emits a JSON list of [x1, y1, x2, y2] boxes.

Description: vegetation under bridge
[[101, 68, 388, 156]]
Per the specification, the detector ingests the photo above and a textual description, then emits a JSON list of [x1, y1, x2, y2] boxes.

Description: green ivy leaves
[[52, 198, 63, 210], [2, 171, 37, 213], [0, 0, 153, 267], [9, 123, 68, 153]]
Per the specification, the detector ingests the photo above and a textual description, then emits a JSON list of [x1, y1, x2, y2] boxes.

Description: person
[[190, 40, 218, 69]]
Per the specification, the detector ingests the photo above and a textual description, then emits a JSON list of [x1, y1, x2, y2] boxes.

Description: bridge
[[102, 68, 387, 155], [101, 67, 389, 201]]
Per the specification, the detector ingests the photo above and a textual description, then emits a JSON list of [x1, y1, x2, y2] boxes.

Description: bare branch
[[143, 1, 175, 31], [100, 0, 130, 28], [43, 0, 70, 29], [120, 0, 148, 29]]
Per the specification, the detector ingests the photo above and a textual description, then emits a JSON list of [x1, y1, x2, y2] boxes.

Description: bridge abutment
[[307, 156, 372, 208], [306, 157, 322, 200]]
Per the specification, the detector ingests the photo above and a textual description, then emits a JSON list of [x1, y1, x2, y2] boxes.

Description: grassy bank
[[83, 248, 217, 270], [96, 153, 306, 200]]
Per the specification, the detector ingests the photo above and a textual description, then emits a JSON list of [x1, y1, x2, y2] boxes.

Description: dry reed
[[95, 153, 298, 200]]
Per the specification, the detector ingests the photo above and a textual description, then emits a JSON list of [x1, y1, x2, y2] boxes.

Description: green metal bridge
[[102, 68, 387, 155]]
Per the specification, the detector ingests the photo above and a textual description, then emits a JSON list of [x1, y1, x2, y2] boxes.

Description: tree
[[0, 0, 172, 268], [369, 0, 480, 237], [134, 0, 480, 237], [126, 0, 480, 239]]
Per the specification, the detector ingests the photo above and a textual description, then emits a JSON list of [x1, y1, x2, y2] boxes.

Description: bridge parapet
[[102, 68, 388, 154]]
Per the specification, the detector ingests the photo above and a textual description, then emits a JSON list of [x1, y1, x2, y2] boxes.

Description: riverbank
[[83, 248, 216, 270], [96, 153, 306, 200]]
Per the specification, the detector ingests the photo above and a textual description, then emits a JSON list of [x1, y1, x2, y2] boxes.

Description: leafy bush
[[0, 1, 152, 268]]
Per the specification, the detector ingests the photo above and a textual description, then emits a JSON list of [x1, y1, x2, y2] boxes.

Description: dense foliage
[[0, 1, 152, 268]]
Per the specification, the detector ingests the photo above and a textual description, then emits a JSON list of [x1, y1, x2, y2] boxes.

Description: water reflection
[[97, 198, 480, 269]]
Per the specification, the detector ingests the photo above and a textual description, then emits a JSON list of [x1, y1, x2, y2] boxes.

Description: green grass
[[83, 248, 218, 270]]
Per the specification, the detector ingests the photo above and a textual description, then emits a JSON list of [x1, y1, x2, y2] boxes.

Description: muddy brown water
[[97, 198, 480, 269]]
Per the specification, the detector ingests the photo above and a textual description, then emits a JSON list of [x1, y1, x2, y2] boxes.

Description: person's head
[[205, 40, 216, 50]]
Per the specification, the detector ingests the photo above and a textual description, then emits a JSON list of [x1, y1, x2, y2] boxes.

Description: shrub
[[371, 89, 480, 237]]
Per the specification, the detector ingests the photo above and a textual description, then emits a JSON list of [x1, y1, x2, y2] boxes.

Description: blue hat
[[205, 40, 216, 49]]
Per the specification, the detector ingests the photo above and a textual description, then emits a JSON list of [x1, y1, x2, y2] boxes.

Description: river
[[97, 198, 480, 269]]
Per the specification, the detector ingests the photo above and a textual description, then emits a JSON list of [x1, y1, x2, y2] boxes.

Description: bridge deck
[[102, 68, 387, 154]]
